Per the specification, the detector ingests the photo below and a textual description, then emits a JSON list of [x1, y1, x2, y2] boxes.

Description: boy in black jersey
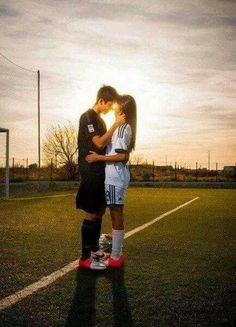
[[76, 85, 125, 270]]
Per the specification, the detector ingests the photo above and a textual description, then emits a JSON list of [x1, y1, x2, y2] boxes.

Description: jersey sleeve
[[114, 124, 132, 153], [80, 112, 100, 139]]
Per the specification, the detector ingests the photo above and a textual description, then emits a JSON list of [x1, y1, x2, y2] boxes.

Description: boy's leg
[[80, 211, 107, 270], [93, 207, 105, 252], [81, 207, 105, 259], [77, 174, 106, 260], [81, 213, 99, 259]]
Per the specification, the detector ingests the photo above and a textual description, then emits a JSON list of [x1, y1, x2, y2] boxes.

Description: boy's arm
[[92, 113, 125, 149]]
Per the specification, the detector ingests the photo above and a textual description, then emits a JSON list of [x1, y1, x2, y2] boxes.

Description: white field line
[[124, 197, 199, 238], [8, 194, 75, 201], [0, 196, 199, 311]]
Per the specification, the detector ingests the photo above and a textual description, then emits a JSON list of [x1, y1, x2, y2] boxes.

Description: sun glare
[[102, 110, 116, 129]]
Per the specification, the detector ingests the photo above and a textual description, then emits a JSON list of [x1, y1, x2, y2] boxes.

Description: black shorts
[[76, 173, 106, 213]]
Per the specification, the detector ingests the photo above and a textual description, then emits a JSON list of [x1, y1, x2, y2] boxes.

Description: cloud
[[164, 105, 236, 130], [0, 0, 236, 163], [0, 4, 19, 17]]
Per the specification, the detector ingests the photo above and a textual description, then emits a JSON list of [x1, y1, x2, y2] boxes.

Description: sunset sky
[[0, 0, 236, 168]]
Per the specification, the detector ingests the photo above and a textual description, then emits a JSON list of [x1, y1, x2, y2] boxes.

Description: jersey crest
[[87, 124, 95, 133]]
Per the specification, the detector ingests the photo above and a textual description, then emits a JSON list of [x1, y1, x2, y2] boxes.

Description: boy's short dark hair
[[96, 85, 119, 103]]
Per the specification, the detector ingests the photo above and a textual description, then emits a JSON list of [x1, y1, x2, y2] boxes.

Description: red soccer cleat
[[105, 255, 125, 268]]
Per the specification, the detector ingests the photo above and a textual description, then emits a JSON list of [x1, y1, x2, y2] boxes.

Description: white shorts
[[105, 184, 126, 207]]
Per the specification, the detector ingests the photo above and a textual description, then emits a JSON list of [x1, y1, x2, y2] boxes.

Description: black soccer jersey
[[78, 109, 107, 175]]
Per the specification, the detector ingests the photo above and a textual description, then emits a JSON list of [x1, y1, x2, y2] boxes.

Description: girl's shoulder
[[117, 123, 131, 138]]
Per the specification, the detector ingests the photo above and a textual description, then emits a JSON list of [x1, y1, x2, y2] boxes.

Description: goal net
[[0, 54, 38, 197], [0, 128, 9, 199]]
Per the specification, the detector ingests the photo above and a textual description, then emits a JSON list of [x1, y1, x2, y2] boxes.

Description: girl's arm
[[86, 151, 129, 163]]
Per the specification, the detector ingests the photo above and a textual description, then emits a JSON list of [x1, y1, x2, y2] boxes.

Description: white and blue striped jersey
[[105, 123, 132, 188]]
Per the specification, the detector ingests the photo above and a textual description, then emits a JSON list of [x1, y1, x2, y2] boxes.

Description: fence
[[129, 162, 236, 183], [0, 157, 75, 182], [0, 157, 235, 183]]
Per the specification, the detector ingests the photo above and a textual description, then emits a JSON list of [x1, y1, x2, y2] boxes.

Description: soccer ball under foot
[[99, 233, 112, 252]]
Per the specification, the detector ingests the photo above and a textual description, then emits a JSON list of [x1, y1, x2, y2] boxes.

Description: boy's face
[[99, 99, 115, 114]]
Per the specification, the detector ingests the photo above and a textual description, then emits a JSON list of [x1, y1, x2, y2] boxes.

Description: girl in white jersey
[[86, 95, 137, 268]]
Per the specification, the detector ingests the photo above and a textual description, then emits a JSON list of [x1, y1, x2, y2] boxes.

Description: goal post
[[0, 128, 9, 199]]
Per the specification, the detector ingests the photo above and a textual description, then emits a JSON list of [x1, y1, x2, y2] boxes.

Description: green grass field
[[0, 188, 235, 326]]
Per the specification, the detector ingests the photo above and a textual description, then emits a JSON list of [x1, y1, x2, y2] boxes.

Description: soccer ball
[[99, 233, 112, 252]]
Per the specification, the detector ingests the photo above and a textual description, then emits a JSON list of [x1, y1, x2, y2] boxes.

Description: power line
[[0, 52, 37, 73]]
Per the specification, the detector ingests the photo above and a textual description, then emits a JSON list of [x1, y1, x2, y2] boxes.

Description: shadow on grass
[[65, 266, 133, 327]]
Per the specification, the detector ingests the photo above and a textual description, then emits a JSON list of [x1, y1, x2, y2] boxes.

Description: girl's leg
[[110, 206, 125, 259]]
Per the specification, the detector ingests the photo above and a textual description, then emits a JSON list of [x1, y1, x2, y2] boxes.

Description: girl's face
[[114, 103, 123, 117]]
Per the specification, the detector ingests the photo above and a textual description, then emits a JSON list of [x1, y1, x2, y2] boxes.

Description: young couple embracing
[[76, 85, 137, 270]]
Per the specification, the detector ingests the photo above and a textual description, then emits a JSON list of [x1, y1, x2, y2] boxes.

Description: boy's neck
[[92, 104, 101, 115]]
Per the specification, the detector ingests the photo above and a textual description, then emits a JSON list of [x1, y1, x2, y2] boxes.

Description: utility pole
[[6, 130, 9, 199], [174, 161, 177, 181], [12, 157, 15, 180], [152, 161, 155, 183], [196, 162, 198, 181], [208, 150, 211, 170], [38, 70, 41, 187], [216, 162, 218, 182], [26, 158, 29, 180]]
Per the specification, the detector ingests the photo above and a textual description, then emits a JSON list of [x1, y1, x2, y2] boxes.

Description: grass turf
[[0, 188, 235, 326]]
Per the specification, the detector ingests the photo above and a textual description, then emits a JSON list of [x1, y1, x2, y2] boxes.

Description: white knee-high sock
[[111, 229, 125, 260]]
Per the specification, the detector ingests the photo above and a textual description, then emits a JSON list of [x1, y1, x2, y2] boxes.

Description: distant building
[[223, 166, 236, 176], [156, 165, 173, 171]]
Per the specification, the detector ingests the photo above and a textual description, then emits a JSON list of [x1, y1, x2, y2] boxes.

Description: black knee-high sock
[[81, 219, 97, 259], [93, 219, 102, 252]]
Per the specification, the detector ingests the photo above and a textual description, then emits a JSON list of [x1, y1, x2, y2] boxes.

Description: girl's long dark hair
[[119, 95, 137, 152]]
